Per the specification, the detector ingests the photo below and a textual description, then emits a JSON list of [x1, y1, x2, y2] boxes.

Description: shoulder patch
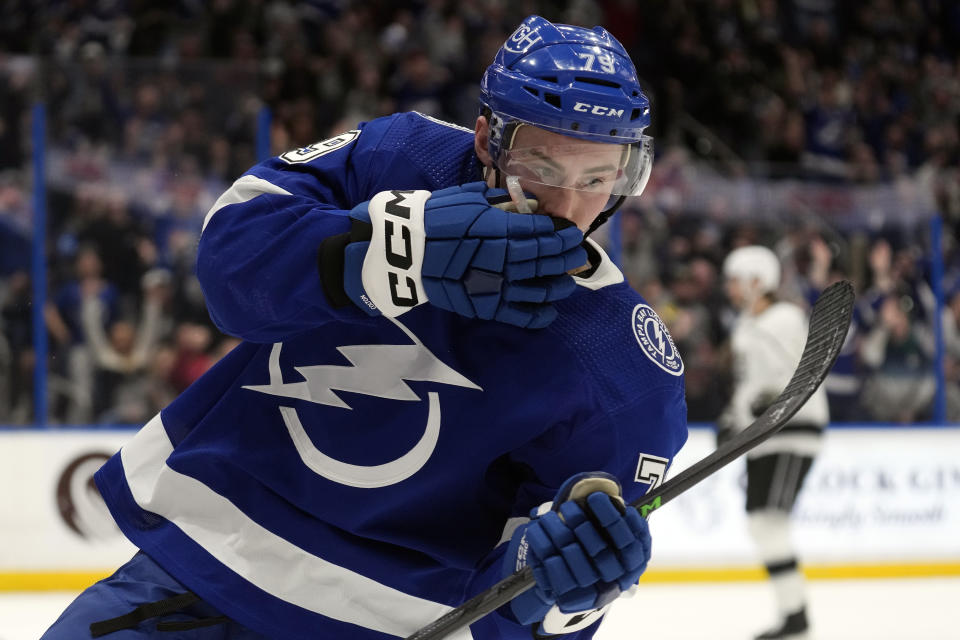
[[279, 129, 361, 164], [631, 304, 684, 376]]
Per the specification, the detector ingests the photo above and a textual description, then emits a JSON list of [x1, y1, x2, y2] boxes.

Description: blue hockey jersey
[[95, 112, 688, 640]]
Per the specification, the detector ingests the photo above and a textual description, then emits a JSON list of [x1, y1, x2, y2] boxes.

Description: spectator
[[0, 58, 29, 171], [667, 258, 729, 420], [860, 294, 936, 422], [45, 247, 119, 423], [169, 322, 213, 393], [0, 270, 32, 423], [1, 2, 958, 427], [80, 269, 171, 423], [942, 285, 960, 421], [0, 284, 11, 421]]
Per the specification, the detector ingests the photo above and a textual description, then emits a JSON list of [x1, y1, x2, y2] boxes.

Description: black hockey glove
[[750, 390, 780, 417], [715, 410, 737, 448], [320, 182, 586, 329]]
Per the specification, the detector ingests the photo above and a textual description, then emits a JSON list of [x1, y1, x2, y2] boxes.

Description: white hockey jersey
[[728, 301, 829, 457]]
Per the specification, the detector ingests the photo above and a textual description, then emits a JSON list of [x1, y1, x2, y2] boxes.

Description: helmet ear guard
[[479, 105, 522, 191], [481, 106, 523, 170]]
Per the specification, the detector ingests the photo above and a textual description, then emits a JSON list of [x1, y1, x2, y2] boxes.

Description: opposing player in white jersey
[[42, 15, 687, 640], [719, 245, 829, 640]]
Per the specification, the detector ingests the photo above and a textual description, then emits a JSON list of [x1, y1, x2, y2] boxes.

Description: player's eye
[[575, 174, 615, 192], [531, 165, 561, 182]]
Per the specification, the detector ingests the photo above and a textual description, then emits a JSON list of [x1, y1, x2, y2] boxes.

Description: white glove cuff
[[362, 189, 431, 317]]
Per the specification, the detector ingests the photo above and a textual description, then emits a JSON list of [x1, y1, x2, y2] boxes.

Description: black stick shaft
[[407, 281, 854, 640]]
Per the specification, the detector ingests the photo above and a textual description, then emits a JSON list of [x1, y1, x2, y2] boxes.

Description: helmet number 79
[[577, 52, 616, 74]]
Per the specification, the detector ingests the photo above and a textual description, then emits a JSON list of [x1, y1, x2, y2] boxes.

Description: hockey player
[[719, 245, 829, 640], [42, 15, 687, 640]]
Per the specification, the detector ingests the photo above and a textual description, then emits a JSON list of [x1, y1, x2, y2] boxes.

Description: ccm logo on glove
[[337, 182, 585, 328], [362, 189, 431, 316]]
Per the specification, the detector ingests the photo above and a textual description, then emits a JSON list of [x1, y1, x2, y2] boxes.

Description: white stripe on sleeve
[[202, 174, 293, 232], [120, 414, 474, 639]]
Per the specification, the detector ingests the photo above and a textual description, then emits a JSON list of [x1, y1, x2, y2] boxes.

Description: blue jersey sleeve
[[197, 118, 396, 342]]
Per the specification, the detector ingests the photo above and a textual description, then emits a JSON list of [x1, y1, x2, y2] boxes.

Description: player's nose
[[539, 187, 583, 229]]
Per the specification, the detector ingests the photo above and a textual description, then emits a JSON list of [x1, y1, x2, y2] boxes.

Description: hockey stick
[[407, 280, 855, 640]]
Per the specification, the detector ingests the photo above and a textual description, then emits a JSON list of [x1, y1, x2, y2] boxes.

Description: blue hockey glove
[[504, 472, 652, 625], [340, 182, 586, 329]]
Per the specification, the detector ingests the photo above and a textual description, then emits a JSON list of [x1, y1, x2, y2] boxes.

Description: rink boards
[[0, 426, 958, 590]]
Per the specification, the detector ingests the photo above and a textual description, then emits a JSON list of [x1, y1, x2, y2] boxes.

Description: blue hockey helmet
[[479, 16, 653, 229]]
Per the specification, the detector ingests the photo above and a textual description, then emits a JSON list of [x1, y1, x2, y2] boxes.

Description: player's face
[[725, 277, 746, 309], [499, 125, 625, 231]]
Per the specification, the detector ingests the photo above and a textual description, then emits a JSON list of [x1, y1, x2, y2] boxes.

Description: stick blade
[[763, 279, 855, 429]]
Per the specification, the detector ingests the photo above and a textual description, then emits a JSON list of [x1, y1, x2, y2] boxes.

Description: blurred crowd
[[1, 0, 959, 425]]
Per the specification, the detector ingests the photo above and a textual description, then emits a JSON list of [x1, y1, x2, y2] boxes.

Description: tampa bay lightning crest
[[242, 317, 481, 488], [631, 303, 683, 376]]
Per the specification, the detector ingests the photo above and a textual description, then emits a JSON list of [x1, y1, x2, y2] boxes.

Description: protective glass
[[497, 134, 653, 200]]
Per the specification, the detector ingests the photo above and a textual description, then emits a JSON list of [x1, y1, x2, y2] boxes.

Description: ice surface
[[3, 577, 958, 640]]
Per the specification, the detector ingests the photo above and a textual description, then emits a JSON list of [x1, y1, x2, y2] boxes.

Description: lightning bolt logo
[[243, 319, 479, 408], [243, 317, 481, 488], [650, 317, 666, 355]]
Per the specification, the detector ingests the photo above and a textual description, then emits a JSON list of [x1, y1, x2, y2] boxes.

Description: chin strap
[[584, 194, 627, 239], [481, 163, 504, 190]]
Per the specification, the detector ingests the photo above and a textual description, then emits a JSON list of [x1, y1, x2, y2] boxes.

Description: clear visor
[[497, 134, 653, 199]]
